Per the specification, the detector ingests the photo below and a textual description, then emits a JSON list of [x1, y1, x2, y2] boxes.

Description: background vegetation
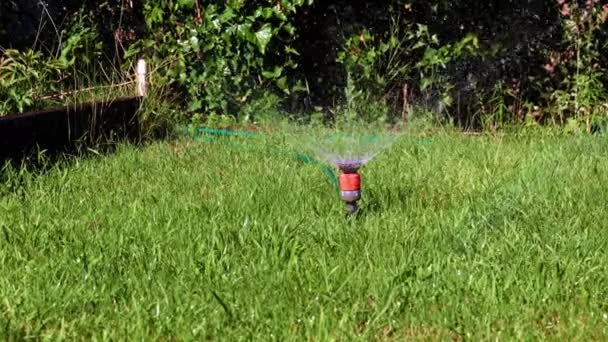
[[2, 0, 608, 132]]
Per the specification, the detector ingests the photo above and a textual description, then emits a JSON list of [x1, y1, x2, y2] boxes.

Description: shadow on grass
[[0, 138, 147, 199], [0, 97, 142, 168]]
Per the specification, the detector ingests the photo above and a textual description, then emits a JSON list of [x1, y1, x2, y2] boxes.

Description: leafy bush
[[124, 0, 312, 124], [0, 49, 69, 114], [0, 13, 119, 115], [543, 0, 608, 132], [2, 0, 608, 131], [335, 9, 479, 124]]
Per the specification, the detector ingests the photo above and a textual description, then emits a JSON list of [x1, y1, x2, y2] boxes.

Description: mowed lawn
[[1, 130, 608, 340]]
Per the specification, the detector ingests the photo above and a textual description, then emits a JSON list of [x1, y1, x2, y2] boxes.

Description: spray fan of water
[[312, 133, 397, 172], [297, 123, 401, 171], [289, 122, 402, 215]]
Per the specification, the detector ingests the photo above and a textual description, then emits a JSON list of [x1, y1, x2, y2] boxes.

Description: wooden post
[[137, 59, 147, 97], [401, 82, 409, 123]]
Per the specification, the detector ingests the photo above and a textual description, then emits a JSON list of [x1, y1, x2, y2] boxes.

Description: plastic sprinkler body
[[339, 171, 361, 216]]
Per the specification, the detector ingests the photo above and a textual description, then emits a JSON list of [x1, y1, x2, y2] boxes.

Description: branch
[[194, 0, 202, 25], [34, 81, 135, 101]]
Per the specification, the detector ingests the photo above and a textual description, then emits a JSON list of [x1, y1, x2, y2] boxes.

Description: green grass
[[1, 129, 608, 340]]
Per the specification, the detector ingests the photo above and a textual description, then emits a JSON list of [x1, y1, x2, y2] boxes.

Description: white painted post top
[[136, 59, 147, 97]]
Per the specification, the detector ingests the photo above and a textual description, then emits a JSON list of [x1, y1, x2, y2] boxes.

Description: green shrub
[[0, 49, 71, 115], [125, 0, 312, 125], [0, 13, 122, 115], [541, 1, 608, 132], [336, 10, 479, 124]]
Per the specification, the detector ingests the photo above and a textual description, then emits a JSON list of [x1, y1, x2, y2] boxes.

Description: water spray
[[186, 126, 407, 217]]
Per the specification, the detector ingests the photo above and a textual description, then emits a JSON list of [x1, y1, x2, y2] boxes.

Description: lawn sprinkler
[[336, 159, 365, 216], [311, 133, 393, 217]]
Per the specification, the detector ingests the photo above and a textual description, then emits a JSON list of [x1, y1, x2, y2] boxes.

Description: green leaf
[[236, 23, 255, 43], [255, 24, 273, 54], [262, 66, 283, 79], [188, 99, 202, 112], [148, 6, 164, 25], [177, 0, 194, 9], [220, 8, 236, 21], [254, 7, 275, 19], [276, 76, 288, 93], [285, 46, 300, 56]]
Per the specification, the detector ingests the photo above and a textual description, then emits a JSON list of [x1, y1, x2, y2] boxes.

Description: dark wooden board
[[0, 97, 141, 163]]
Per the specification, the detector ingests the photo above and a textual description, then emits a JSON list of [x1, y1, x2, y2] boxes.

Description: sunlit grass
[[1, 130, 608, 339]]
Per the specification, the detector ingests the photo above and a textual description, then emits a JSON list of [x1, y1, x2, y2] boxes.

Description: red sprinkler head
[[339, 171, 361, 215]]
